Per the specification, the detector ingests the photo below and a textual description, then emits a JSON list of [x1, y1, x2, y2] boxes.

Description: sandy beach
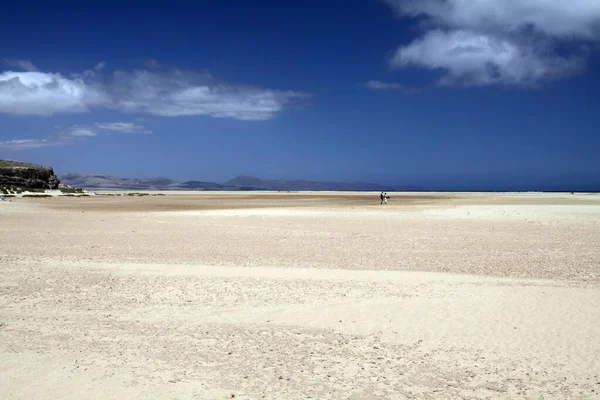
[[1, 192, 599, 399]]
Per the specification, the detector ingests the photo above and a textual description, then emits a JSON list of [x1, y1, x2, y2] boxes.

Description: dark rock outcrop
[[0, 160, 61, 189]]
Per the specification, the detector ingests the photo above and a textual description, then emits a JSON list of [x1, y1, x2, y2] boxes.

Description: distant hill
[[224, 175, 405, 191], [59, 174, 224, 191], [60, 173, 407, 191]]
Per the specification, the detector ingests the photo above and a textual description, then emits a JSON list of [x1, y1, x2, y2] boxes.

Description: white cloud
[[66, 126, 98, 137], [94, 61, 107, 71], [144, 59, 162, 69], [0, 139, 54, 151], [62, 122, 152, 138], [392, 30, 582, 86], [386, 0, 600, 39], [0, 67, 308, 120], [384, 0, 600, 86], [93, 122, 151, 134], [106, 69, 307, 120], [365, 80, 422, 93], [0, 71, 107, 115], [2, 59, 38, 71], [0, 121, 152, 151]]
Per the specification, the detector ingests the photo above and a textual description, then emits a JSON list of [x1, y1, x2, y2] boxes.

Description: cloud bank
[[0, 139, 52, 151], [63, 122, 151, 138], [0, 66, 308, 120], [0, 122, 151, 151], [0, 71, 107, 115], [384, 0, 600, 86], [106, 69, 306, 120], [365, 80, 422, 93], [144, 59, 162, 69], [2, 59, 38, 72]]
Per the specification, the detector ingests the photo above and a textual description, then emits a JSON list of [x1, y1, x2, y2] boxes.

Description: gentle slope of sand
[[1, 192, 599, 399]]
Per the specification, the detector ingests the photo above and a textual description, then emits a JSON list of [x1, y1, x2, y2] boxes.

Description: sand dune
[[1, 192, 599, 399]]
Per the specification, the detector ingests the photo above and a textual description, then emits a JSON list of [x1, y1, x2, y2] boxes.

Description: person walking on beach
[[384, 193, 388, 204], [380, 192, 384, 204]]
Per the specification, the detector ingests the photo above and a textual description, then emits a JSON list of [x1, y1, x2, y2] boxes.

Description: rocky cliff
[[0, 160, 60, 189]]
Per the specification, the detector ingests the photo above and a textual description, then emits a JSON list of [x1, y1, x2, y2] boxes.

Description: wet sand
[[1, 192, 599, 399]]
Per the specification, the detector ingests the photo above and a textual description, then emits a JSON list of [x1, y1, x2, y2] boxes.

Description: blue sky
[[1, 0, 599, 190]]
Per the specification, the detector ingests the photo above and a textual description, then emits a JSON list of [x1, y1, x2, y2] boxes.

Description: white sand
[[1, 192, 599, 399]]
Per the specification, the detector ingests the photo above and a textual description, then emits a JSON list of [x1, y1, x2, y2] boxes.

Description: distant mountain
[[177, 180, 226, 190], [59, 174, 203, 190], [224, 175, 405, 191], [60, 173, 409, 191]]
